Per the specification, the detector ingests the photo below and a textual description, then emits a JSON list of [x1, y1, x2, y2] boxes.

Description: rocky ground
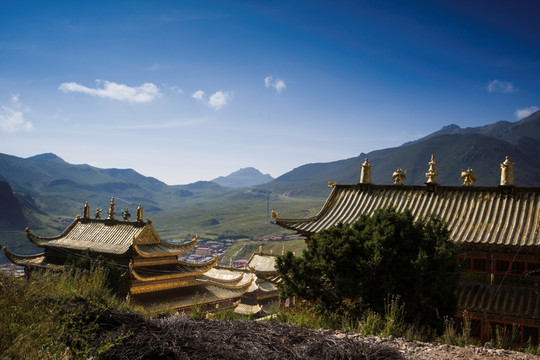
[[92, 311, 540, 360]]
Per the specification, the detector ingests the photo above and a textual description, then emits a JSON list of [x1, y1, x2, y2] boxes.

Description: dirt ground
[[93, 311, 540, 360]]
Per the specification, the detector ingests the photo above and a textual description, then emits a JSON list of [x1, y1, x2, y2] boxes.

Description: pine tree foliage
[[276, 207, 460, 330]]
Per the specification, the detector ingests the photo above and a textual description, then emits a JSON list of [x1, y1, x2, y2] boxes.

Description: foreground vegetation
[[0, 268, 129, 360], [2, 267, 540, 359]]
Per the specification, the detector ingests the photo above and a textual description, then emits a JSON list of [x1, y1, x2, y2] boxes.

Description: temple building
[[2, 198, 254, 315], [273, 156, 540, 345]]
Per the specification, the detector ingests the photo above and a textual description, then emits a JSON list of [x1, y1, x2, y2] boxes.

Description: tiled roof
[[2, 248, 63, 270], [132, 256, 219, 281], [276, 184, 540, 247], [130, 281, 253, 312], [247, 253, 277, 273], [458, 282, 540, 320], [134, 238, 197, 257], [26, 218, 197, 255]]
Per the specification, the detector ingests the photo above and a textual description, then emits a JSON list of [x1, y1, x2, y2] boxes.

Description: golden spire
[[392, 168, 406, 185], [281, 245, 285, 255], [360, 158, 373, 184], [107, 197, 116, 220], [328, 181, 337, 188], [460, 168, 476, 186], [425, 154, 439, 184], [83, 202, 90, 219], [136, 204, 143, 222], [500, 156, 515, 186], [259, 245, 263, 254]]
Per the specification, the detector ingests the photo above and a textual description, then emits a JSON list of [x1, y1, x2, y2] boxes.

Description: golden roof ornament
[[460, 168, 476, 186], [83, 202, 90, 219], [425, 154, 439, 184], [122, 208, 131, 221], [136, 204, 143, 222], [259, 245, 263, 254], [281, 245, 285, 255], [107, 197, 116, 220], [95, 208, 103, 219], [271, 209, 279, 222], [360, 158, 373, 184], [230, 259, 233, 268], [392, 168, 407, 185], [500, 156, 515, 186], [328, 181, 337, 188]]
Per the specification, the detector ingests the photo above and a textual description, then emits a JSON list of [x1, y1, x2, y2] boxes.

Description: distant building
[[274, 156, 540, 345], [195, 247, 212, 256]]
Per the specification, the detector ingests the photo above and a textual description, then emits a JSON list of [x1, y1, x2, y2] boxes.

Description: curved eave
[[131, 256, 219, 282], [133, 237, 198, 258], [130, 281, 253, 313], [199, 272, 245, 284], [178, 255, 218, 268], [198, 274, 255, 289], [2, 247, 63, 270]]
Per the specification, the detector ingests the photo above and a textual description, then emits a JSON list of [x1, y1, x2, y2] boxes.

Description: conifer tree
[[276, 207, 460, 330]]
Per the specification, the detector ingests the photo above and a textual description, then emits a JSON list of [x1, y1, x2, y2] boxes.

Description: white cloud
[[264, 76, 272, 88], [487, 80, 515, 93], [58, 80, 161, 103], [208, 91, 230, 110], [264, 75, 286, 93], [192, 90, 205, 101], [192, 90, 230, 110], [170, 86, 183, 94], [515, 106, 539, 119], [0, 94, 33, 133]]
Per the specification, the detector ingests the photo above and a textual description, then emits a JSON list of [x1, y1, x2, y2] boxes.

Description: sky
[[1, 0, 539, 185]]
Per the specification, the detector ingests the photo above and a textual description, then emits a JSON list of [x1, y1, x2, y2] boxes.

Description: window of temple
[[472, 258, 488, 272], [511, 261, 526, 275], [495, 260, 510, 273]]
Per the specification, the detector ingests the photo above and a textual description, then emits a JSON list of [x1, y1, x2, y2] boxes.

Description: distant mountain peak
[[26, 153, 67, 163], [212, 167, 274, 188], [441, 124, 460, 131]]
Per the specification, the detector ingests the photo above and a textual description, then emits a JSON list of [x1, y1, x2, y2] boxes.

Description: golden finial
[[259, 245, 263, 254], [328, 181, 337, 188], [500, 156, 515, 186], [83, 202, 90, 219], [460, 168, 476, 186], [360, 158, 373, 184], [122, 208, 131, 221], [230, 259, 233, 268], [107, 197, 116, 220], [270, 249, 273, 254], [136, 204, 143, 222], [281, 245, 285, 255], [392, 168, 407, 185], [271, 209, 279, 222], [425, 154, 439, 184]]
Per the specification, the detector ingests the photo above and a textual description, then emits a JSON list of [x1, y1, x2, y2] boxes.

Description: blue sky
[[1, 0, 539, 185]]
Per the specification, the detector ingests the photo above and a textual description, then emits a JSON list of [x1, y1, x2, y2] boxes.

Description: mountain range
[[1, 110, 540, 257]]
